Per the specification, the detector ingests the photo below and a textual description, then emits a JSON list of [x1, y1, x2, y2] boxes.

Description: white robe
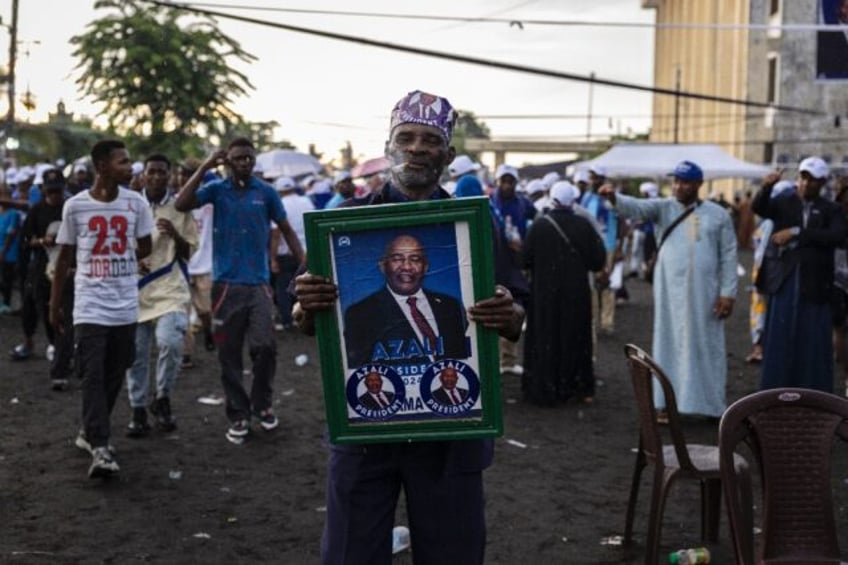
[[615, 195, 738, 416]]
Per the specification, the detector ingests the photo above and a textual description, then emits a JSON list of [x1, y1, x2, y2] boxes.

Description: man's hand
[[771, 228, 796, 247], [43, 233, 56, 248], [201, 149, 228, 171], [762, 168, 783, 188], [713, 296, 735, 320], [598, 183, 617, 203], [270, 257, 280, 275], [294, 272, 338, 312], [157, 218, 177, 238], [594, 269, 610, 290], [467, 285, 524, 339]]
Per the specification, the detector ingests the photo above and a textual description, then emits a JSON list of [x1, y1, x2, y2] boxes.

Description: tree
[[452, 110, 490, 160], [70, 0, 256, 157]]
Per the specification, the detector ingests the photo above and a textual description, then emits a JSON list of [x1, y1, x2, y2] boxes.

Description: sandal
[[9, 344, 32, 361], [745, 353, 763, 364]]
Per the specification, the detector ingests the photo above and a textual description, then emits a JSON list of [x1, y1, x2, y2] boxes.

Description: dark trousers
[[273, 254, 299, 327], [50, 278, 75, 381], [21, 264, 53, 344], [211, 283, 277, 422], [322, 442, 486, 565], [0, 260, 15, 305], [76, 323, 136, 448]]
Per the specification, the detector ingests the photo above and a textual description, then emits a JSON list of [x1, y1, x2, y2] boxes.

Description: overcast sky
[[11, 0, 656, 166]]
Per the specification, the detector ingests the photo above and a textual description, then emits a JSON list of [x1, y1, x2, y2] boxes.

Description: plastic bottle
[[668, 547, 710, 564]]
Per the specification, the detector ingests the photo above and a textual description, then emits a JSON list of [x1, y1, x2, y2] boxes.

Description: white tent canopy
[[572, 143, 771, 180]]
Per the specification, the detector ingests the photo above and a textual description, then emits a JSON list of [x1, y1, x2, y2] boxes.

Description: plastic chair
[[622, 343, 748, 564], [719, 388, 848, 564]]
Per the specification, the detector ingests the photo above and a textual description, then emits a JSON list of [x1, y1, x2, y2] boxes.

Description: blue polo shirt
[[196, 176, 287, 285]]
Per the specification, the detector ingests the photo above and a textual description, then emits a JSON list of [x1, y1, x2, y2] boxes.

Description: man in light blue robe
[[600, 161, 738, 417]]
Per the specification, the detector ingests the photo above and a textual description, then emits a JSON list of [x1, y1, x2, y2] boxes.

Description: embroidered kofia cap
[[669, 160, 704, 182], [390, 90, 457, 142]]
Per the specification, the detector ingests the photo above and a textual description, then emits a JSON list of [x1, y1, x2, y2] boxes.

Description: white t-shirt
[[275, 193, 313, 255], [188, 204, 214, 275], [57, 188, 154, 326]]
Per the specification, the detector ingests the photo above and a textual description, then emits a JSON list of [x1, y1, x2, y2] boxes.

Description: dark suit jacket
[[432, 386, 469, 405], [752, 185, 848, 302], [358, 390, 395, 410], [343, 286, 469, 368], [817, 31, 848, 79]]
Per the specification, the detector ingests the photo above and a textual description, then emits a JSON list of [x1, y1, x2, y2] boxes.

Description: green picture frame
[[304, 196, 503, 444]]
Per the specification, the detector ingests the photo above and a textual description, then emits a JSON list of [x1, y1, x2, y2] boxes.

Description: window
[[769, 0, 781, 16], [764, 143, 774, 165], [767, 53, 779, 104]]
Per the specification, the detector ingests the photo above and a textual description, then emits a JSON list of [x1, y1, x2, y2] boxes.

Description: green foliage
[[70, 0, 256, 158], [452, 110, 490, 160]]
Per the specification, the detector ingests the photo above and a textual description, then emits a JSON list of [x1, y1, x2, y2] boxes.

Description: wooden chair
[[623, 343, 748, 564], [719, 388, 848, 564]]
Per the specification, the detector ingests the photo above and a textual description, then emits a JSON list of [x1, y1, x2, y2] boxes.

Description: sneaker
[[126, 407, 151, 438], [150, 396, 177, 432], [75, 430, 117, 456], [203, 330, 216, 352], [255, 408, 279, 431], [51, 378, 69, 391], [9, 344, 32, 361], [88, 447, 119, 479], [46, 344, 55, 362], [225, 419, 250, 444], [500, 364, 524, 376], [274, 322, 285, 332]]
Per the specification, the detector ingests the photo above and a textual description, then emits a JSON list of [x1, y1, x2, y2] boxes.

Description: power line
[[170, 2, 848, 32], [143, 0, 824, 117]]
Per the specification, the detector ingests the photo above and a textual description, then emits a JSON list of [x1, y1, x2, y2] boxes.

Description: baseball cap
[[495, 164, 519, 181], [275, 176, 296, 192], [333, 170, 352, 184], [541, 171, 561, 189], [639, 181, 659, 198], [573, 170, 591, 184], [771, 180, 796, 198], [798, 156, 829, 180], [589, 164, 608, 177], [668, 160, 704, 182], [310, 179, 332, 194], [42, 169, 66, 191], [448, 155, 481, 178], [549, 181, 580, 207], [73, 163, 88, 174], [526, 179, 546, 196]]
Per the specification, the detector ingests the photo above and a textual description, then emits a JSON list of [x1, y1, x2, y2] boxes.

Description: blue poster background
[[333, 223, 463, 312]]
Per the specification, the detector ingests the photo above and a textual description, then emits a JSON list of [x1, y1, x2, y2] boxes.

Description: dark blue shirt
[[197, 176, 287, 285]]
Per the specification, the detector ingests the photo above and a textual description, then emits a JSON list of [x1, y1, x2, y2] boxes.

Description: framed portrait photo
[[304, 196, 502, 444]]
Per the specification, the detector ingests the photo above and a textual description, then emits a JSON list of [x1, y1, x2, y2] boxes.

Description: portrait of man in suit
[[431, 366, 470, 406], [343, 234, 469, 368], [817, 0, 848, 79], [357, 371, 396, 410]]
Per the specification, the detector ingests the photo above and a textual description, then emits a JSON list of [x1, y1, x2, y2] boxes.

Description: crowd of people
[[1, 87, 847, 563]]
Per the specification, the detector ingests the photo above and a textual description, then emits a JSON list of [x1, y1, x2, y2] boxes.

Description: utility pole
[[673, 67, 681, 144], [6, 0, 17, 140], [586, 71, 595, 142]]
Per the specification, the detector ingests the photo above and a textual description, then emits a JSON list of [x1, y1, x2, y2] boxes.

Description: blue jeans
[[126, 310, 188, 408]]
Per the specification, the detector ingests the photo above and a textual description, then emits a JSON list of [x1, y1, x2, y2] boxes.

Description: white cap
[[495, 164, 519, 181], [449, 155, 481, 178], [589, 164, 608, 177], [275, 176, 296, 192], [799, 157, 829, 180], [333, 170, 352, 184], [541, 171, 561, 189], [526, 179, 546, 196], [131, 161, 144, 176], [300, 174, 316, 188], [639, 181, 659, 198], [549, 181, 580, 207], [573, 169, 591, 184], [310, 179, 332, 194], [771, 180, 796, 198], [73, 163, 88, 173]]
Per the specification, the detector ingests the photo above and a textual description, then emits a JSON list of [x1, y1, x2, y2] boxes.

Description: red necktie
[[406, 297, 437, 350], [450, 389, 460, 404]]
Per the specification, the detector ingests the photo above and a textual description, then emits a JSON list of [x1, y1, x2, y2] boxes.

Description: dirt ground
[[1, 248, 847, 564]]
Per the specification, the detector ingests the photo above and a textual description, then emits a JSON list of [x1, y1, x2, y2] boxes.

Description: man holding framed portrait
[[294, 90, 526, 565]]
